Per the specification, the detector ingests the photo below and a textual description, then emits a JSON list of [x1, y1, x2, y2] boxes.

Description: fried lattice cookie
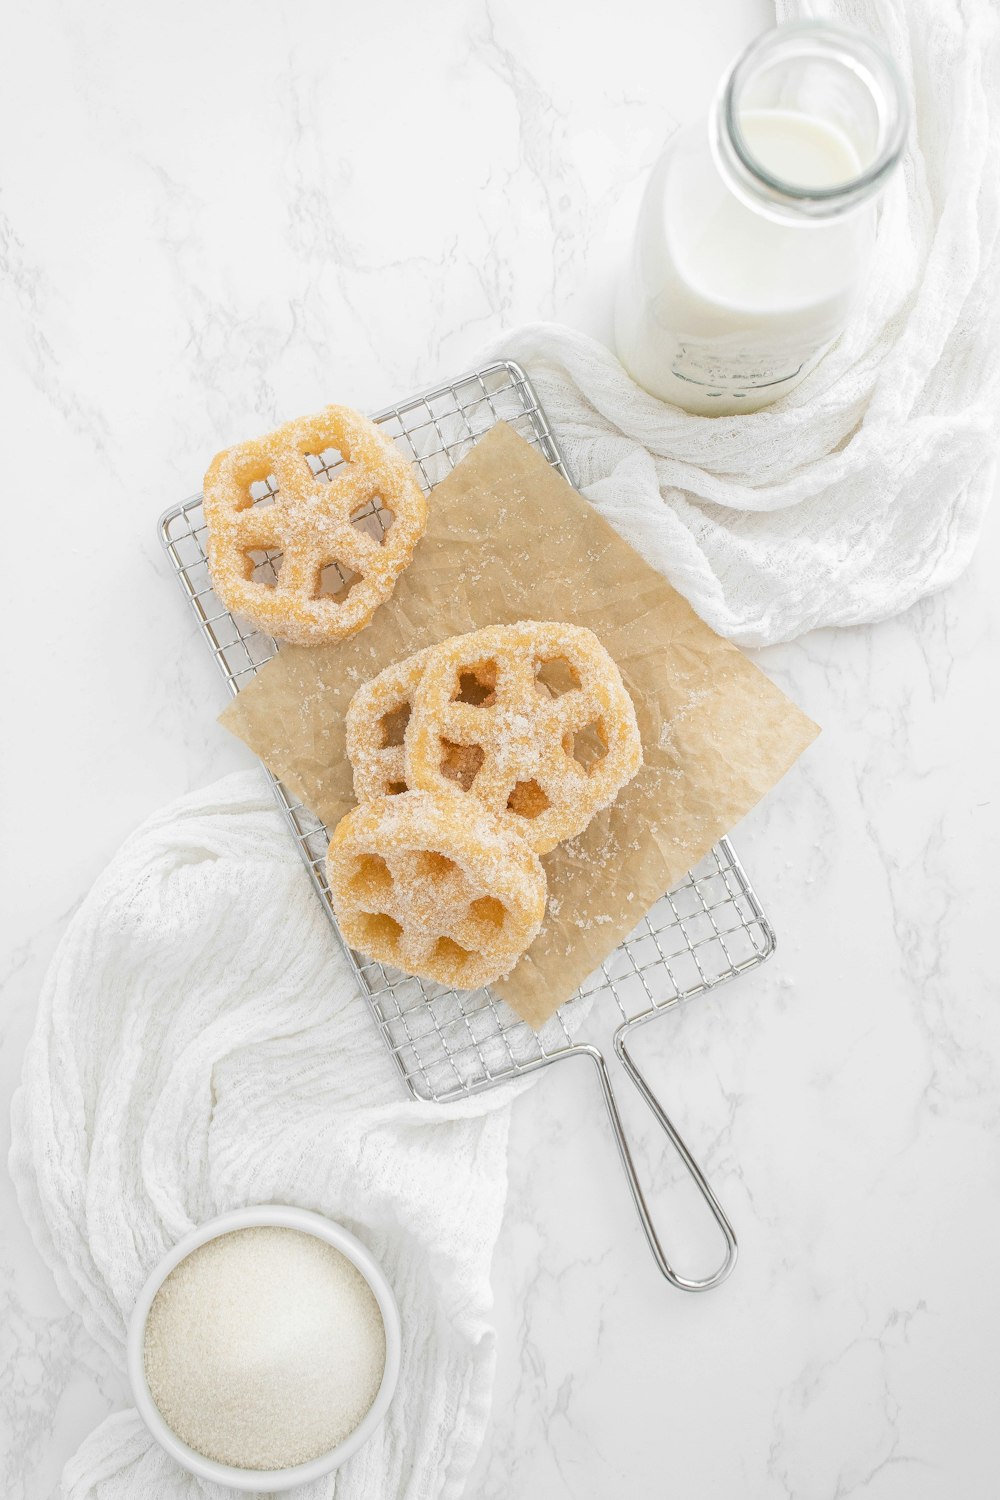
[[203, 405, 427, 646], [326, 789, 547, 990], [346, 648, 483, 803], [405, 621, 643, 854]]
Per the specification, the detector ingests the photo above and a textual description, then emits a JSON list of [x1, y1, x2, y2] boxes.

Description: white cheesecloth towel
[[10, 771, 517, 1500], [494, 0, 1000, 647]]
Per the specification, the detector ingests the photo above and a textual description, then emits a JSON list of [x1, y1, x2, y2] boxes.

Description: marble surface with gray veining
[[2, 0, 998, 1495]]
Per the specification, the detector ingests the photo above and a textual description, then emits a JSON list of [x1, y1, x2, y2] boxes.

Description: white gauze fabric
[[494, 0, 1000, 647], [10, 771, 515, 1500]]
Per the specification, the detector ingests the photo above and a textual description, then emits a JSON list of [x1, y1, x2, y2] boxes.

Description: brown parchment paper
[[220, 423, 818, 1027]]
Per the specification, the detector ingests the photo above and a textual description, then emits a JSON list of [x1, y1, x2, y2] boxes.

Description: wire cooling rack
[[160, 360, 775, 1290]]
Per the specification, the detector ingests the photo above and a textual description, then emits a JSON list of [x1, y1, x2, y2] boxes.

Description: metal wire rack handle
[[552, 1034, 736, 1291], [614, 1019, 737, 1290]]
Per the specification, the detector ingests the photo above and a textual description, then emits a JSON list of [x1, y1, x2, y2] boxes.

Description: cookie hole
[[414, 851, 459, 880], [440, 739, 485, 791], [316, 562, 362, 603], [453, 661, 498, 706], [379, 702, 411, 748], [248, 475, 279, 506], [350, 498, 396, 546], [507, 780, 550, 819], [356, 911, 402, 955], [245, 550, 283, 587], [307, 446, 345, 480], [568, 720, 608, 773], [349, 854, 393, 902], [386, 780, 408, 796], [433, 936, 473, 972], [469, 896, 506, 930], [535, 656, 580, 698]]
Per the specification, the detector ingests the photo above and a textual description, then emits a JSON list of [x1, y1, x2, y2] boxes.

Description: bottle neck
[[710, 21, 908, 225]]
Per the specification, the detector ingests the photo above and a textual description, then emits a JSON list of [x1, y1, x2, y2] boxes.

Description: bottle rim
[[713, 21, 909, 221]]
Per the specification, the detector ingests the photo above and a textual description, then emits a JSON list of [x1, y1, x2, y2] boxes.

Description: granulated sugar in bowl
[[127, 1205, 401, 1491], [145, 1230, 385, 1465]]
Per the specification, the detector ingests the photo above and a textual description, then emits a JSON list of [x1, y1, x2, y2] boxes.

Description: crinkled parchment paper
[[221, 423, 818, 1027]]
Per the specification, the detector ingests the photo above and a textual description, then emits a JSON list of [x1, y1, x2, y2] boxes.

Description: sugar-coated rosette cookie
[[203, 405, 427, 646], [326, 788, 547, 990], [346, 647, 482, 804], [403, 621, 642, 854]]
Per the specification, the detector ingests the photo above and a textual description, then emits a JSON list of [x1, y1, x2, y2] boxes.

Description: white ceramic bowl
[[127, 1204, 401, 1491]]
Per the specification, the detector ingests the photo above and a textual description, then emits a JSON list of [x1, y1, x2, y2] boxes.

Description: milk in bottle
[[615, 23, 908, 415]]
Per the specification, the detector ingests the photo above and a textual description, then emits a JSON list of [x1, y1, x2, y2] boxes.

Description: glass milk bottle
[[615, 22, 908, 415]]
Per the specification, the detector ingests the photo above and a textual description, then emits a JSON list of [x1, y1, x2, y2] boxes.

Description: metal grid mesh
[[160, 360, 774, 1103]]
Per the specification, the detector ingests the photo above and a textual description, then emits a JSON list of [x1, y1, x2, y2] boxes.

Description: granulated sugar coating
[[143, 1226, 387, 1471]]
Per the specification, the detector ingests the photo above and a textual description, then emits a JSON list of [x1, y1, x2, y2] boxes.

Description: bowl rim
[[126, 1203, 401, 1491]]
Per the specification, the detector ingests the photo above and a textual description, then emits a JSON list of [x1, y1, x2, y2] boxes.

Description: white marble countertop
[[3, 1, 998, 1496]]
